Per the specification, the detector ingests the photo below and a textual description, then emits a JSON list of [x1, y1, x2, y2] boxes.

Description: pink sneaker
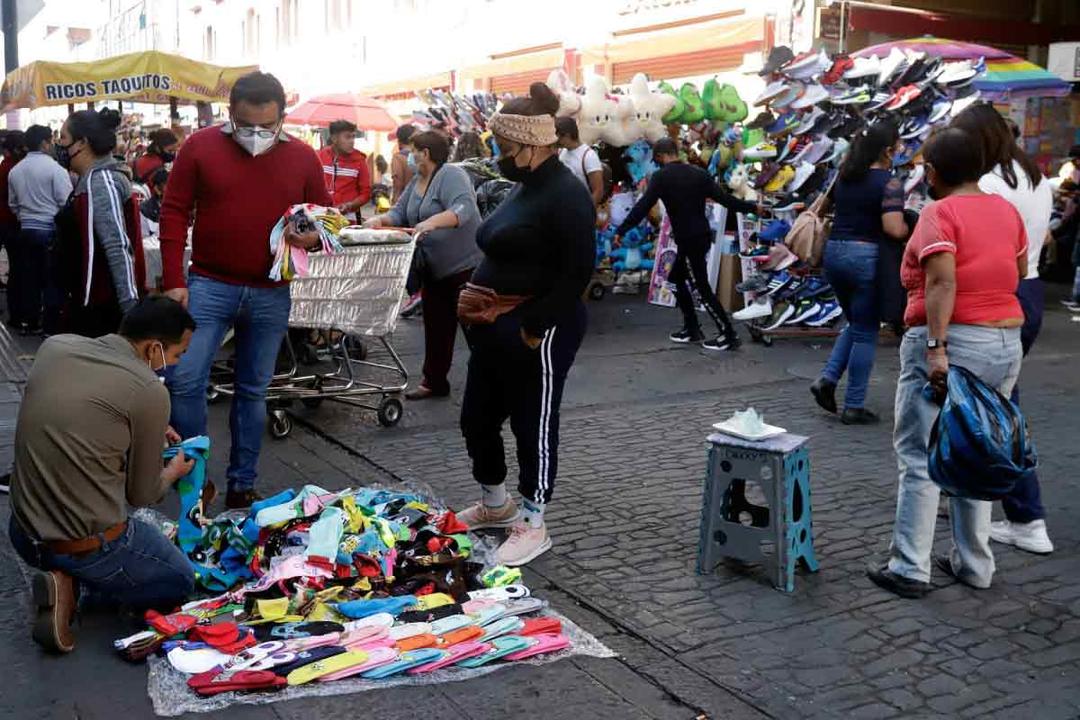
[[456, 500, 520, 530], [495, 522, 552, 567]]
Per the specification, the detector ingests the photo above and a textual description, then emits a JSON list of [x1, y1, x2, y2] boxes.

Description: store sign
[[618, 0, 700, 16]]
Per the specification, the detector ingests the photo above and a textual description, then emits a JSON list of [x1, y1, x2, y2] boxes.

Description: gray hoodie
[[74, 156, 140, 312]]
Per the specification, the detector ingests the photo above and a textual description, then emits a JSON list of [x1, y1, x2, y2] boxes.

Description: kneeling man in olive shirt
[[9, 296, 197, 653]]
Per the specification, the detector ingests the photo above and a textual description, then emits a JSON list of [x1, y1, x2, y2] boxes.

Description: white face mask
[[232, 122, 279, 156], [148, 342, 167, 382]]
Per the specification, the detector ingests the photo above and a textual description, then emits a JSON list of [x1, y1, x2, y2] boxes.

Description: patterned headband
[[488, 112, 557, 147]]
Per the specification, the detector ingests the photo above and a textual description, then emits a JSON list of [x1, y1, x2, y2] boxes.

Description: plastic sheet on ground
[[146, 607, 614, 716]]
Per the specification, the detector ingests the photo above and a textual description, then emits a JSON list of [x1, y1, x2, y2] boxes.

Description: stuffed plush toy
[[578, 77, 614, 146], [657, 81, 685, 124], [629, 73, 676, 143], [725, 163, 758, 202], [546, 69, 581, 118], [624, 139, 658, 185], [600, 82, 642, 147], [678, 83, 706, 124], [610, 225, 654, 273]]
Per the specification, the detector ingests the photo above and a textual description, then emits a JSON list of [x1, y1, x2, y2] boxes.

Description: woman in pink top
[[869, 128, 1027, 599]]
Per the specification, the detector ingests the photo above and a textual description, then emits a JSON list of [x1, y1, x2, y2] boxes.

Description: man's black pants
[[669, 243, 735, 339]]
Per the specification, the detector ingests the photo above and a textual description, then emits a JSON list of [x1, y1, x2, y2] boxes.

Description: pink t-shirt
[[902, 194, 1027, 327]]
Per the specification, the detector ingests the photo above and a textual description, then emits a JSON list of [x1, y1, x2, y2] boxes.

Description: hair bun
[[98, 108, 122, 131], [528, 82, 559, 117]]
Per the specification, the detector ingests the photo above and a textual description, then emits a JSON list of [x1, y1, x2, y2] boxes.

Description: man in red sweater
[[160, 71, 331, 509], [317, 119, 371, 222]]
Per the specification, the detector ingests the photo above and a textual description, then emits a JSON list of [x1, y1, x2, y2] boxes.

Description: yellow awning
[[580, 16, 763, 67], [361, 72, 453, 100], [0, 50, 257, 111], [458, 47, 565, 85]]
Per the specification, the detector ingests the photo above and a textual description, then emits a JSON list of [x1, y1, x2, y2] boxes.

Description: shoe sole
[[465, 510, 522, 531], [669, 337, 703, 344], [703, 341, 740, 352], [867, 570, 928, 599], [500, 537, 553, 567], [31, 573, 74, 653]]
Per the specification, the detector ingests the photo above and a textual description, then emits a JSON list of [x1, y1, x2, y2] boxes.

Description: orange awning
[[460, 45, 566, 95], [582, 15, 765, 84]]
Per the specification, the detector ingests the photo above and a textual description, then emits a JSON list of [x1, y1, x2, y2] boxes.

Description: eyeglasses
[[233, 124, 280, 140]]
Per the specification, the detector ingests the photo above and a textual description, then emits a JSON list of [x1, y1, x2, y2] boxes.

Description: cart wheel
[[346, 337, 369, 361], [268, 410, 292, 439], [588, 282, 606, 301], [206, 387, 221, 404], [377, 397, 403, 427]]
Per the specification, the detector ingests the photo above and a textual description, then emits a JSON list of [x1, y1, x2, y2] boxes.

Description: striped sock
[[522, 499, 545, 528]]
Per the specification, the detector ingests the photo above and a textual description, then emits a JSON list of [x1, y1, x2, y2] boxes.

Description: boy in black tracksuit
[[457, 153, 595, 566], [616, 138, 758, 351]]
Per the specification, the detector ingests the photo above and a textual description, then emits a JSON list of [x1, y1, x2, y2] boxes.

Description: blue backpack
[[928, 365, 1037, 501]]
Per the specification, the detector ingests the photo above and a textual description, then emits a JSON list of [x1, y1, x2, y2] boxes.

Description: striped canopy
[[854, 37, 1072, 101]]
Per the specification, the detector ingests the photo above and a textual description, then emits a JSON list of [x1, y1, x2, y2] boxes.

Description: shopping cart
[[207, 228, 415, 438]]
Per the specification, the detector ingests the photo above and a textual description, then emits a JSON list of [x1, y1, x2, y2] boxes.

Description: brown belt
[[46, 521, 127, 556]]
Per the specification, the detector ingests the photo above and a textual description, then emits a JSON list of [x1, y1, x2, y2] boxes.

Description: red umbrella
[[285, 93, 397, 131]]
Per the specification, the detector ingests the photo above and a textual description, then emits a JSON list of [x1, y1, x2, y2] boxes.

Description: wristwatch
[[926, 338, 948, 350]]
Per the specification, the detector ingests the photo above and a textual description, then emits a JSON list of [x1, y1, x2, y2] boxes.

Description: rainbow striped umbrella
[[854, 37, 1072, 101]]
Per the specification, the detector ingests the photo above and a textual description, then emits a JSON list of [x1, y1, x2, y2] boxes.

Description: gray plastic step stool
[[697, 431, 819, 592]]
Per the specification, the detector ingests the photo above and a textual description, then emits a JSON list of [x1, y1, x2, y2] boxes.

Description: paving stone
[[915, 673, 966, 697]]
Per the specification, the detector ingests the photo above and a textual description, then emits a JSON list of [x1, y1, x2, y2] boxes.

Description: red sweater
[[160, 126, 331, 290]]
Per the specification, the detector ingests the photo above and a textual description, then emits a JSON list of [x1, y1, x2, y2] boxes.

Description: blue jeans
[[167, 273, 291, 491], [821, 240, 880, 409], [10, 227, 59, 331], [1001, 278, 1046, 523], [887, 325, 1022, 587], [9, 516, 194, 609]]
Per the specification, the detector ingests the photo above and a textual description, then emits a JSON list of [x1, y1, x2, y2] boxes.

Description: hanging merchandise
[[268, 205, 348, 282]]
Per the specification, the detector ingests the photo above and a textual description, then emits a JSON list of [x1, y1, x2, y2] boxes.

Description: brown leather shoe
[[32, 570, 76, 653], [225, 488, 263, 510], [405, 385, 448, 401]]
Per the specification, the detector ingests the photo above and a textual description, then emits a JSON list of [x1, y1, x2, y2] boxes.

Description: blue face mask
[[406, 152, 418, 171]]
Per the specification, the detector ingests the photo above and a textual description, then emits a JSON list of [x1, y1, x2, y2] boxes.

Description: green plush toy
[[658, 81, 684, 124], [719, 83, 749, 123], [679, 82, 706, 124], [702, 78, 723, 121]]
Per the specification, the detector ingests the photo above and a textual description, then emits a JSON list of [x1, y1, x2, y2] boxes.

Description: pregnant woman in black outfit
[[454, 82, 596, 567]]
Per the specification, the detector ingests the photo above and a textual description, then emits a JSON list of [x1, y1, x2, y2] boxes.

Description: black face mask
[[497, 146, 533, 182], [55, 142, 76, 170]]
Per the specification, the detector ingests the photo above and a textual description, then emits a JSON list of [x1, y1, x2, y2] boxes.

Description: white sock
[[522, 499, 545, 528], [481, 483, 508, 508]]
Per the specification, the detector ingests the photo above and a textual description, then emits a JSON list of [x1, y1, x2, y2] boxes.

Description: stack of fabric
[[118, 439, 572, 697], [268, 204, 349, 282]]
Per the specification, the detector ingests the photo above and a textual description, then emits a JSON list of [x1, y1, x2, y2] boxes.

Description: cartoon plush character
[[546, 69, 581, 118], [629, 73, 677, 143], [725, 163, 758, 202], [610, 224, 655, 273], [678, 83, 706, 124], [599, 80, 641, 147], [624, 139, 658, 186], [578, 77, 614, 146], [657, 81, 685, 124]]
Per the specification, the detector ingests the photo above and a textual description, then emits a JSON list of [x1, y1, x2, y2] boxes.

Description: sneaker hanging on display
[[788, 162, 817, 193], [764, 165, 796, 193], [764, 304, 798, 331], [736, 275, 771, 293], [739, 245, 771, 260], [788, 299, 823, 325], [928, 97, 953, 125], [805, 301, 843, 326], [743, 142, 778, 161], [754, 80, 789, 106], [876, 47, 908, 88], [670, 327, 706, 344], [763, 272, 795, 296], [843, 55, 881, 80], [732, 299, 773, 322], [989, 519, 1054, 555], [793, 106, 825, 135], [759, 219, 793, 242], [791, 84, 829, 109]]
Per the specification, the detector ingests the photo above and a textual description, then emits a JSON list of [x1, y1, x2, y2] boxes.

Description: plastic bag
[[928, 365, 1037, 501]]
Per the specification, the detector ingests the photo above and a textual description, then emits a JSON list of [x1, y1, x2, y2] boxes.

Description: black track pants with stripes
[[460, 302, 587, 505]]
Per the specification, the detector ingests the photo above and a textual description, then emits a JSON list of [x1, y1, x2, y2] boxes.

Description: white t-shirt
[[559, 144, 602, 190], [978, 160, 1052, 280]]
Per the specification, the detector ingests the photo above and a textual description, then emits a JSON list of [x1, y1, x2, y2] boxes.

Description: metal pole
[[2, 0, 18, 73], [839, 1, 846, 55]]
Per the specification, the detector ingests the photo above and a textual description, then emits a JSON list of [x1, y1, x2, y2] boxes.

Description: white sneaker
[[495, 522, 552, 567], [989, 519, 1053, 554], [733, 300, 773, 322], [456, 500, 520, 530]]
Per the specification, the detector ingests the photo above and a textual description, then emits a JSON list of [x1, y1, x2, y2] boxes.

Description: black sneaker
[[669, 328, 704, 344], [810, 378, 837, 414], [867, 564, 930, 599], [736, 275, 770, 293], [841, 407, 879, 425], [225, 488, 263, 510], [702, 335, 740, 352]]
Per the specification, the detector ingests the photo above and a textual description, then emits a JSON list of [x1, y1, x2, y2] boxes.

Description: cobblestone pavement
[[0, 290, 1077, 718]]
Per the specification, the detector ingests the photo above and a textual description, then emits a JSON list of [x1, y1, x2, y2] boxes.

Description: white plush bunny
[[578, 76, 614, 146], [546, 69, 581, 118], [629, 73, 676, 143], [726, 163, 758, 202]]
